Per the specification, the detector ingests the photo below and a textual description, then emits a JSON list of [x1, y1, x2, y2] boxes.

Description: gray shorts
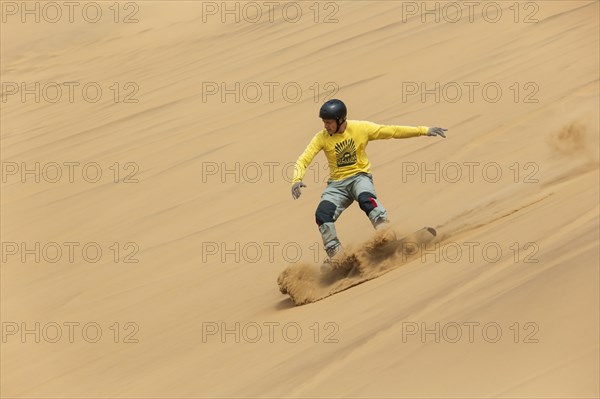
[[321, 173, 380, 221], [316, 173, 389, 248]]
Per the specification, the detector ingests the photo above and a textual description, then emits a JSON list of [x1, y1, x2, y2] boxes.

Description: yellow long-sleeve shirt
[[292, 120, 428, 183]]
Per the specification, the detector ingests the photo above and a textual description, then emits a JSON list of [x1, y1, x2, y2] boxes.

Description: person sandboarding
[[291, 99, 447, 271]]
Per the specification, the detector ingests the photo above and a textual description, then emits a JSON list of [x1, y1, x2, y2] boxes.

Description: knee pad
[[357, 192, 378, 215], [315, 200, 337, 225]]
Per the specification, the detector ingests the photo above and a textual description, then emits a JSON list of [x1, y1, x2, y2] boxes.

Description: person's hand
[[291, 182, 306, 200], [427, 127, 447, 138]]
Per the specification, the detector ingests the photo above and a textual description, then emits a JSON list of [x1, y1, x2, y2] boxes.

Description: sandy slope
[[1, 1, 598, 397]]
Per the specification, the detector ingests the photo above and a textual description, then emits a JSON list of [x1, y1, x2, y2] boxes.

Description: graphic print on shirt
[[335, 138, 357, 167]]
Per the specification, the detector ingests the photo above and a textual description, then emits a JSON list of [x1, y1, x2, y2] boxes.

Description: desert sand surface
[[1, 1, 599, 397]]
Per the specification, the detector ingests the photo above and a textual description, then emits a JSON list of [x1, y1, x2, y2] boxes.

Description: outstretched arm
[[364, 121, 446, 140], [291, 133, 323, 199]]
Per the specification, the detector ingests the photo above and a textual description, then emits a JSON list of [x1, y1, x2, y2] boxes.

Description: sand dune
[[1, 1, 598, 397]]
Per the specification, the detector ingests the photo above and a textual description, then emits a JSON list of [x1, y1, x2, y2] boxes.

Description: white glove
[[427, 127, 447, 138], [291, 182, 306, 200]]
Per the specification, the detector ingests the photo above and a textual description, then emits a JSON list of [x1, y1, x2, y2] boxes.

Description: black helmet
[[319, 99, 347, 133], [319, 99, 347, 120]]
